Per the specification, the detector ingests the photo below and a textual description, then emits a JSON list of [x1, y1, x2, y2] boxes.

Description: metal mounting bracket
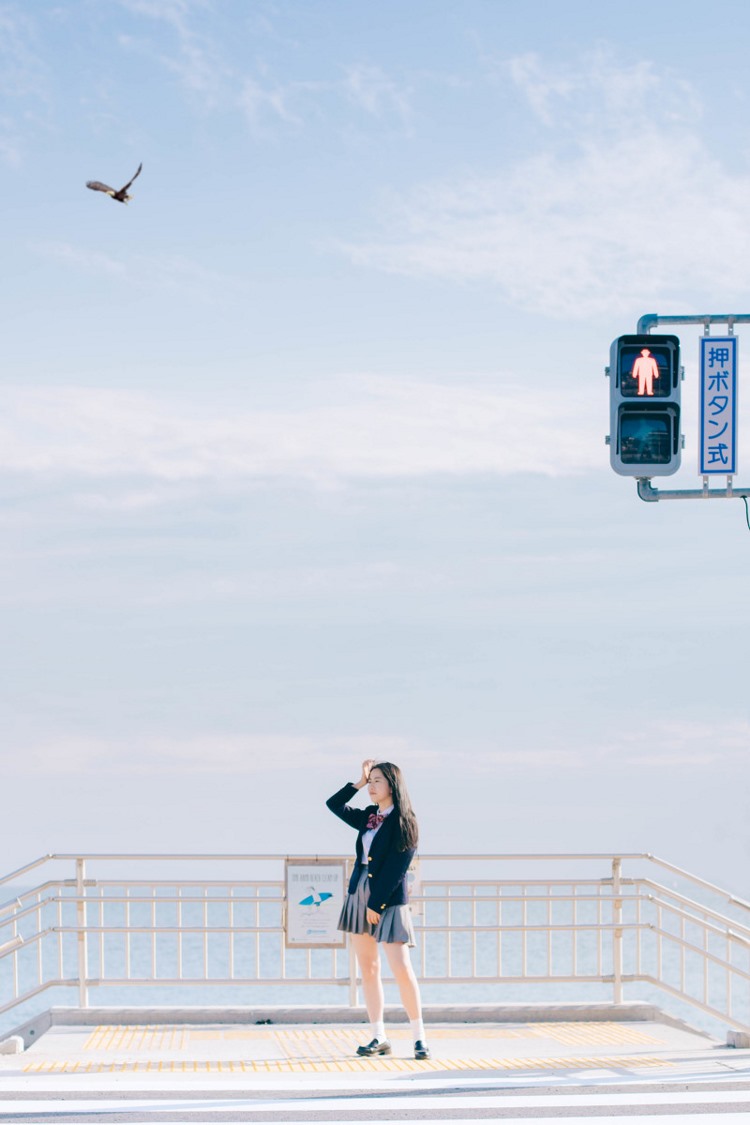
[[637, 478, 750, 503], [637, 312, 750, 335]]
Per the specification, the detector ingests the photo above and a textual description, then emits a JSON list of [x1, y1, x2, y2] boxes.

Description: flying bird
[[86, 162, 143, 204]]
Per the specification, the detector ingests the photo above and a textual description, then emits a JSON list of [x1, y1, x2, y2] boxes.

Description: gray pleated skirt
[[338, 869, 415, 946]]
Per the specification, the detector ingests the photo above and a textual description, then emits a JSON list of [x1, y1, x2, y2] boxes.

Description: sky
[[2, 0, 750, 894]]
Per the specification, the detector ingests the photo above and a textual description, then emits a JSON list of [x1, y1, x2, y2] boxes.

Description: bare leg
[[382, 942, 421, 1021], [350, 932, 384, 1024]]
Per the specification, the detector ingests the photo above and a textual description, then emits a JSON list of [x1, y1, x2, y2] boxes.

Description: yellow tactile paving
[[81, 1021, 665, 1055], [524, 1022, 663, 1046], [23, 1022, 678, 1077], [84, 1026, 188, 1052], [23, 1054, 675, 1075]]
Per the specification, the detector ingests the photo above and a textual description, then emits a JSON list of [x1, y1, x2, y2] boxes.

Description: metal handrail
[[642, 856, 750, 912], [0, 856, 55, 888], [2, 852, 749, 1038], [640, 882, 750, 940]]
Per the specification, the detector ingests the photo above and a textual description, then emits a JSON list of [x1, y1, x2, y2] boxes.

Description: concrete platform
[[1, 1008, 750, 1121]]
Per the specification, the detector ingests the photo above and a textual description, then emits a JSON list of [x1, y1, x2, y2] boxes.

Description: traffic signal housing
[[608, 334, 681, 476]]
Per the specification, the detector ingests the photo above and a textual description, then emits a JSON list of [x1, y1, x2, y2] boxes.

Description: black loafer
[[356, 1038, 392, 1057], [414, 1040, 431, 1060]]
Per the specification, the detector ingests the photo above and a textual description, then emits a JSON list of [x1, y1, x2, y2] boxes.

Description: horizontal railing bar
[[46, 853, 651, 862], [11, 887, 739, 909], [0, 855, 56, 888], [6, 853, 741, 892], [0, 899, 64, 929], [9, 882, 711, 902], [639, 882, 750, 937], [72, 977, 355, 988], [644, 857, 750, 913], [0, 917, 648, 944], [7, 888, 740, 916], [31, 894, 286, 905], [647, 924, 750, 970], [420, 879, 624, 887], [414, 894, 619, 903], [642, 905, 750, 945], [418, 973, 610, 984], [646, 913, 750, 948], [0, 882, 85, 906], [637, 974, 750, 1035], [0, 927, 57, 957], [643, 904, 750, 945], [0, 979, 73, 1017], [79, 973, 611, 988], [52, 926, 287, 936], [7, 878, 636, 893], [36, 893, 618, 907], [49, 921, 642, 936], [10, 916, 746, 955], [89, 881, 284, 889]]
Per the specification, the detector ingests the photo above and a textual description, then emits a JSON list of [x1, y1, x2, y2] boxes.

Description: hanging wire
[[744, 496, 750, 531]]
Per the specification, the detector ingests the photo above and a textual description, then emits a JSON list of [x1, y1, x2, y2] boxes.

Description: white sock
[[371, 1020, 386, 1043], [410, 1018, 425, 1043]]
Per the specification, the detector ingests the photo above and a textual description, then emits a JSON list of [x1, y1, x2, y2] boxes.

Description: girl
[[326, 759, 430, 1060]]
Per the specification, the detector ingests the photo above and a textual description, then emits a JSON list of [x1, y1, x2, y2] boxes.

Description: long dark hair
[[373, 761, 418, 851]]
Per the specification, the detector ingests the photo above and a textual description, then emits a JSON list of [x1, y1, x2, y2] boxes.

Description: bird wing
[[119, 162, 143, 192], [86, 181, 115, 194]]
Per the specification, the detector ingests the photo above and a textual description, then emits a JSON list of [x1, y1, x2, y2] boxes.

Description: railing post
[[611, 856, 623, 1004], [75, 858, 88, 1009], [348, 940, 359, 1008]]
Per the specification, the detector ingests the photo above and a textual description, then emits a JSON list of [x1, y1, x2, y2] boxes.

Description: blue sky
[[2, 0, 750, 892]]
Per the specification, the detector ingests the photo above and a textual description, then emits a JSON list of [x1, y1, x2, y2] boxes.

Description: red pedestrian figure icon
[[631, 348, 659, 396]]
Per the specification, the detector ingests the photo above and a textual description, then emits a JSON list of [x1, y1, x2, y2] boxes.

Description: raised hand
[[355, 759, 377, 789]]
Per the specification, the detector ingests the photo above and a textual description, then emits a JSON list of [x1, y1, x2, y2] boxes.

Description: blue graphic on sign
[[298, 888, 334, 908]]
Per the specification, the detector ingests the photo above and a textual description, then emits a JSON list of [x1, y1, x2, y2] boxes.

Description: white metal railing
[[1, 853, 749, 1037]]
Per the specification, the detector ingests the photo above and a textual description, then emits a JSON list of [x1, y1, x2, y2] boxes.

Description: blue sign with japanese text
[[699, 337, 738, 475]]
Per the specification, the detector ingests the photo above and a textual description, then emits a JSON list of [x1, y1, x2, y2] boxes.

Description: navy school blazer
[[326, 783, 415, 912]]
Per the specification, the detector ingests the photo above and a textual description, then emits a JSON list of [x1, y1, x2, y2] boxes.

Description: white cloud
[[238, 76, 303, 133], [118, 0, 226, 106], [34, 241, 231, 299], [7, 733, 416, 776], [8, 717, 745, 779], [0, 377, 603, 485], [456, 718, 750, 772], [344, 64, 413, 127], [600, 719, 750, 767], [340, 52, 750, 318], [0, 119, 21, 167], [507, 48, 700, 131], [36, 241, 127, 277], [236, 64, 414, 137], [0, 6, 44, 99], [0, 6, 49, 164]]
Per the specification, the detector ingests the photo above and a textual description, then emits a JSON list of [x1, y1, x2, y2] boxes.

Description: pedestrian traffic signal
[[608, 334, 681, 476]]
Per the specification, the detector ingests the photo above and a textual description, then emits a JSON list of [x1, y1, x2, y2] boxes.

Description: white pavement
[[1, 1016, 750, 1121], [2, 1087, 750, 1123]]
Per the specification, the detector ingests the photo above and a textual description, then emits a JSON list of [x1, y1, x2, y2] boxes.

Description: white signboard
[[700, 336, 738, 475], [285, 859, 346, 948]]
